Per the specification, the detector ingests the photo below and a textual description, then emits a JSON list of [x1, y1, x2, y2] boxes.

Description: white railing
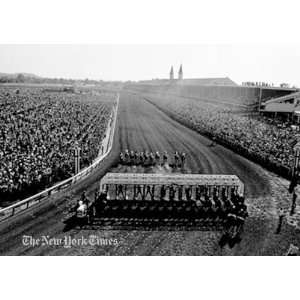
[[0, 93, 119, 222]]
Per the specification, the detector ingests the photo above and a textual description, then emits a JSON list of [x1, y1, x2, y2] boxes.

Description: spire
[[178, 64, 183, 80], [170, 66, 174, 80]]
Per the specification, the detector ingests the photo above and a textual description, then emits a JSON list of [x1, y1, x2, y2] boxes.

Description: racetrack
[[0, 91, 297, 255]]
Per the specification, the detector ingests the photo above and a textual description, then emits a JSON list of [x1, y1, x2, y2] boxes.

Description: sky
[[0, 44, 300, 86]]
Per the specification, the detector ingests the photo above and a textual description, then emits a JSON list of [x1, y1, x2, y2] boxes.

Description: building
[[261, 91, 300, 122], [178, 64, 183, 80]]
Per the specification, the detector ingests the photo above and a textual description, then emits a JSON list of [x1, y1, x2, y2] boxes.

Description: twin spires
[[169, 64, 183, 80], [170, 66, 174, 80], [178, 64, 183, 80]]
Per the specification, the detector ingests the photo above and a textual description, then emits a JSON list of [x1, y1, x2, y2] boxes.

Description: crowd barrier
[[0, 94, 119, 222]]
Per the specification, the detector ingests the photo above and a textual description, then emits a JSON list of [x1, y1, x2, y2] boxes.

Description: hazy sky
[[0, 44, 300, 86]]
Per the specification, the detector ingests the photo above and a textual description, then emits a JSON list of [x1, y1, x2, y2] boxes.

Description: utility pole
[[74, 143, 81, 175], [290, 142, 300, 215], [258, 87, 263, 113]]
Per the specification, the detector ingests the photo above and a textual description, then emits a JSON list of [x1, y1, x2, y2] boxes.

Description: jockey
[[174, 151, 179, 167], [163, 151, 168, 164], [155, 151, 160, 159], [150, 152, 155, 165], [129, 150, 135, 164], [134, 150, 139, 161], [130, 150, 135, 159], [181, 152, 186, 167], [144, 150, 149, 163], [140, 151, 145, 164], [124, 149, 129, 163]]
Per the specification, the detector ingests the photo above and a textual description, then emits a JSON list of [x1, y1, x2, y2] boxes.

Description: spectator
[[0, 87, 116, 205], [150, 95, 294, 178]]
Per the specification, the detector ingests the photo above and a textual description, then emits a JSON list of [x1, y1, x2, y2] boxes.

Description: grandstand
[[139, 77, 237, 86], [127, 79, 298, 108], [175, 77, 237, 86], [261, 91, 300, 122]]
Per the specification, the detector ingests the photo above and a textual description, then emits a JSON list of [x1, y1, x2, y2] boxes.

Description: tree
[[16, 74, 25, 83]]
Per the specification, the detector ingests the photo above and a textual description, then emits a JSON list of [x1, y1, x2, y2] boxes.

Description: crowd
[[242, 81, 296, 89], [148, 95, 295, 178], [0, 87, 115, 205], [242, 81, 275, 87]]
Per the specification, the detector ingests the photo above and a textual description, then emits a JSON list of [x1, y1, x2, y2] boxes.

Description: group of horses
[[119, 150, 186, 167]]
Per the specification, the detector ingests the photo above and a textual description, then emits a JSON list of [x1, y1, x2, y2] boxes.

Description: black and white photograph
[[1, 44, 300, 256], [1, 1, 300, 299]]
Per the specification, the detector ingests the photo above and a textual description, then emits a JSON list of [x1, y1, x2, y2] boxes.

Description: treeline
[[0, 73, 103, 85]]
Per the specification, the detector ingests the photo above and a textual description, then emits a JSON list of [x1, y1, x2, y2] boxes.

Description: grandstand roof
[[264, 91, 300, 105], [138, 77, 237, 86], [176, 77, 237, 86], [263, 91, 300, 113]]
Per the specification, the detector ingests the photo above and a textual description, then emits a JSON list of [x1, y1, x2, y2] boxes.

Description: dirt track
[[0, 91, 298, 255]]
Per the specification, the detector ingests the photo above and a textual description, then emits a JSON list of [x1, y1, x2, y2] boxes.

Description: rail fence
[[0, 93, 119, 222]]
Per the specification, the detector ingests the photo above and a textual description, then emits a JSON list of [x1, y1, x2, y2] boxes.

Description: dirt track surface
[[0, 91, 298, 255]]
